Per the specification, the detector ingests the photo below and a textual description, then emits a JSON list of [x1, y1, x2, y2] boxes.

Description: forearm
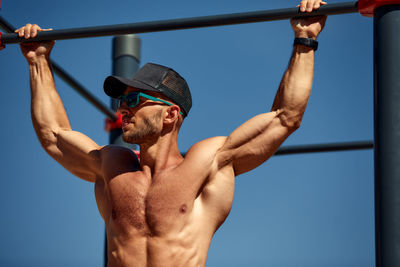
[[29, 55, 71, 148], [271, 44, 314, 128]]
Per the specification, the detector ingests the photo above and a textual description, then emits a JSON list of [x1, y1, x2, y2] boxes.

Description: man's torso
[[94, 137, 235, 267]]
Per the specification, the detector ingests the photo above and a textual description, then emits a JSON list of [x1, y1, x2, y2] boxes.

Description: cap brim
[[104, 76, 159, 98]]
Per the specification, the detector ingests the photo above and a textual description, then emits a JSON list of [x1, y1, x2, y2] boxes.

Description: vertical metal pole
[[374, 4, 400, 267], [109, 34, 141, 145], [104, 34, 141, 266]]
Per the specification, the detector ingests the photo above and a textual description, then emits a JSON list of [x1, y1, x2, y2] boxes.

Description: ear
[[163, 105, 181, 125]]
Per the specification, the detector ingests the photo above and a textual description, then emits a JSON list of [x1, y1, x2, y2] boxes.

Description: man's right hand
[[15, 24, 54, 63]]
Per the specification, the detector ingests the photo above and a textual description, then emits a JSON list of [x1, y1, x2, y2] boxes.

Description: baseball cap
[[104, 63, 192, 117]]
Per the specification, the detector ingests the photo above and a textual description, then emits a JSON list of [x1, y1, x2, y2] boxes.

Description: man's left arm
[[215, 1, 327, 176]]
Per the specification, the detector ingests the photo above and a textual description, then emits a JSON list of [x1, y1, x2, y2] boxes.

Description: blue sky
[[0, 0, 374, 266]]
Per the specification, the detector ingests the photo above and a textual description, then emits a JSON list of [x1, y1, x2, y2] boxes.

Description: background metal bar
[[0, 15, 15, 32], [51, 64, 118, 121], [0, 16, 118, 121], [274, 140, 373, 156], [1, 1, 358, 44], [374, 4, 400, 267], [181, 140, 373, 157]]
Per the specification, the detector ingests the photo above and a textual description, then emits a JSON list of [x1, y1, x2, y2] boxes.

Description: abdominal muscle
[[104, 203, 212, 267]]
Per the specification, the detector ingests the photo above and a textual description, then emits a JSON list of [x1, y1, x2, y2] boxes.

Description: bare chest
[[97, 173, 195, 235]]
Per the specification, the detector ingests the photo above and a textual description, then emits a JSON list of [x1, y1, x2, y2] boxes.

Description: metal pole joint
[[359, 0, 400, 17]]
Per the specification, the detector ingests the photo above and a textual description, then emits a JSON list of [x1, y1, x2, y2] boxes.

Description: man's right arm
[[18, 24, 102, 182]]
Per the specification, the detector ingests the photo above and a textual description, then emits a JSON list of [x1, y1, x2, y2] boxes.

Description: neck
[[139, 130, 183, 175]]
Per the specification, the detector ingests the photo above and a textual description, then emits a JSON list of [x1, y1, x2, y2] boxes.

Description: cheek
[[155, 111, 165, 126]]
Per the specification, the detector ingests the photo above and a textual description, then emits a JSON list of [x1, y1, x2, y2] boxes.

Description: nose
[[117, 101, 139, 117], [117, 102, 129, 115]]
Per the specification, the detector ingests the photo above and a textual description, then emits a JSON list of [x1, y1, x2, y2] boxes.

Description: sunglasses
[[118, 92, 183, 115]]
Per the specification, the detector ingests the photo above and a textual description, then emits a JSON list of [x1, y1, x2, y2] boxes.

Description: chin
[[121, 120, 160, 144], [122, 133, 138, 144], [122, 131, 145, 145]]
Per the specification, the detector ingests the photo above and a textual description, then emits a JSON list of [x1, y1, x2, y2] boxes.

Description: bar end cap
[[359, 0, 400, 17]]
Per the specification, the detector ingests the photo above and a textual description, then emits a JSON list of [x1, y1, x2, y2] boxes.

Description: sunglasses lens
[[118, 92, 140, 108], [126, 92, 139, 107]]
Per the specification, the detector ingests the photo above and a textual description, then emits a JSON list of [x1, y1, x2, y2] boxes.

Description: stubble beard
[[122, 111, 162, 144]]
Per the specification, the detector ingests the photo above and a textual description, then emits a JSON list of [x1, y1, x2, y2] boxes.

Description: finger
[[31, 24, 40, 38], [24, 23, 32, 39], [306, 0, 314, 12], [15, 26, 26, 37], [16, 27, 25, 37], [299, 0, 307, 12], [314, 1, 328, 9]]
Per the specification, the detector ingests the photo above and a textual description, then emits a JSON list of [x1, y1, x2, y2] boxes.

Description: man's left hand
[[291, 0, 328, 39]]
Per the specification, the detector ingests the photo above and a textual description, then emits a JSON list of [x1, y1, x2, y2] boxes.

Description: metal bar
[[274, 140, 373, 156], [51, 63, 118, 121], [180, 141, 373, 157], [0, 14, 16, 32], [1, 1, 358, 44], [374, 4, 400, 267], [0, 16, 118, 121]]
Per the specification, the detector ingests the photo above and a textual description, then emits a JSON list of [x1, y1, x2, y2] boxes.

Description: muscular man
[[16, 1, 326, 266]]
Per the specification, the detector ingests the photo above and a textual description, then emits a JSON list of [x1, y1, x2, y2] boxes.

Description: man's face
[[117, 87, 165, 144]]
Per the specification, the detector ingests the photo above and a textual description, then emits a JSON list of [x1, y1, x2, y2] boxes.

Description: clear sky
[[0, 0, 374, 266]]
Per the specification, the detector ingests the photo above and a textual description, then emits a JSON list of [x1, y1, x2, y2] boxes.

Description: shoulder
[[100, 145, 140, 165], [98, 145, 141, 179], [179, 137, 228, 178], [184, 136, 227, 161]]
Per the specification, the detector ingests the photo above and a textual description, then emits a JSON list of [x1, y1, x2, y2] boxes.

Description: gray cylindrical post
[[105, 34, 141, 267], [374, 5, 400, 267], [109, 34, 141, 145]]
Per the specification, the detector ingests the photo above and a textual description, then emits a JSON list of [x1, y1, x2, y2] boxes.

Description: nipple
[[180, 204, 187, 214]]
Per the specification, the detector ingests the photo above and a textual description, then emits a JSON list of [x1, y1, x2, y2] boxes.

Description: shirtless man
[[16, 1, 326, 266]]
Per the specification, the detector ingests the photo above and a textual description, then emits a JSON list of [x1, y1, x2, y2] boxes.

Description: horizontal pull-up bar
[[1, 1, 358, 45], [0, 16, 118, 121]]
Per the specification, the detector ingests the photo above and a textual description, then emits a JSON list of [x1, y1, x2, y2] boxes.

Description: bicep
[[45, 129, 102, 182], [217, 111, 295, 176]]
